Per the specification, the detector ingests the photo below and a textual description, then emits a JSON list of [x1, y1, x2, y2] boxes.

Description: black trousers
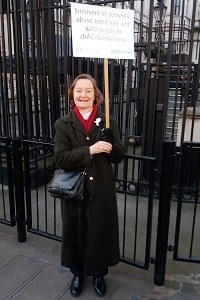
[[70, 266, 108, 277]]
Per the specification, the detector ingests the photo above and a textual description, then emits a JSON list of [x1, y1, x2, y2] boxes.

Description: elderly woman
[[54, 74, 125, 297]]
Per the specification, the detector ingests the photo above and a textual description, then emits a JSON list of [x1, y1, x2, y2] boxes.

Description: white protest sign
[[71, 2, 135, 59]]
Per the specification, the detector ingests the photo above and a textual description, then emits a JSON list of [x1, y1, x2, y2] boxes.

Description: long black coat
[[54, 110, 125, 275]]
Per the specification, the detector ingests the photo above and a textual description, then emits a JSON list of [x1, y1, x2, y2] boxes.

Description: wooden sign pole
[[103, 58, 110, 128]]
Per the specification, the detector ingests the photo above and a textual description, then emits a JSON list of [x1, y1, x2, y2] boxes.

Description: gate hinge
[[149, 257, 155, 264], [168, 244, 174, 252], [174, 152, 181, 157]]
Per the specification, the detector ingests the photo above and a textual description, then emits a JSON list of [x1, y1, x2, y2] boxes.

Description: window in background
[[174, 0, 181, 15]]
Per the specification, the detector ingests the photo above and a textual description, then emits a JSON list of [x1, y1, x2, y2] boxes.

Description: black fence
[[1, 137, 200, 285], [1, 0, 200, 287], [1, 1, 200, 158], [173, 142, 200, 264], [0, 138, 157, 269]]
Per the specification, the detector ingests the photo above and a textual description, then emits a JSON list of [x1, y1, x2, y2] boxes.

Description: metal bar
[[144, 158, 156, 269], [28, 228, 61, 242], [12, 138, 27, 242], [6, 138, 16, 226], [39, 3, 50, 138], [45, 0, 60, 138], [34, 143, 40, 230], [159, 0, 174, 152], [0, 42, 8, 136], [63, 5, 71, 115], [189, 148, 199, 257], [122, 155, 128, 258], [0, 140, 6, 221], [23, 140, 32, 230], [43, 143, 48, 233], [141, 0, 154, 156], [189, 68, 198, 141], [21, 0, 34, 138], [0, 4, 11, 137], [6, 1, 18, 138], [173, 142, 189, 259], [180, 0, 197, 146], [133, 159, 140, 261], [12, 0, 28, 137], [154, 140, 176, 286], [28, 0, 40, 137]]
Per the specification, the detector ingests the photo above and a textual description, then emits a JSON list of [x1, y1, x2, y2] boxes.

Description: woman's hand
[[89, 141, 112, 155]]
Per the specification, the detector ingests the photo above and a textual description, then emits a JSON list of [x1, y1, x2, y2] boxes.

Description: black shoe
[[93, 276, 107, 297], [70, 275, 84, 297]]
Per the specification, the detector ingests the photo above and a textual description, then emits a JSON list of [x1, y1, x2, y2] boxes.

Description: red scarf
[[74, 105, 98, 132]]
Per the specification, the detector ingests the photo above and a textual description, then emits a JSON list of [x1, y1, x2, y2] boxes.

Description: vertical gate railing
[[23, 140, 61, 241], [154, 140, 200, 286], [1, 1, 200, 162], [173, 142, 200, 263], [0, 137, 15, 226], [12, 138, 26, 242], [22, 139, 157, 270], [120, 153, 156, 269], [154, 140, 176, 286]]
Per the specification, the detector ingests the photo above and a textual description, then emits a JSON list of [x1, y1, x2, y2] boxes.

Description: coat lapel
[[72, 117, 88, 136], [63, 109, 106, 138]]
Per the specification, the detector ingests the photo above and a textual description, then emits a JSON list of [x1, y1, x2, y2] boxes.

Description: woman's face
[[73, 79, 95, 112]]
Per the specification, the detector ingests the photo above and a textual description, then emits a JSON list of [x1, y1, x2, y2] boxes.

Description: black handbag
[[48, 168, 86, 200]]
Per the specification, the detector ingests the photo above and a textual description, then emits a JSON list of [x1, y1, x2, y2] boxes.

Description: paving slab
[[7, 261, 71, 300], [0, 255, 45, 300], [0, 224, 200, 300]]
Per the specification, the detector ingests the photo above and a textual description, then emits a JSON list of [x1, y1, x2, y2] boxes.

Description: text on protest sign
[[71, 2, 135, 60]]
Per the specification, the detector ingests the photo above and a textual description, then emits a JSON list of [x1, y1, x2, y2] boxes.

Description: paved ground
[[0, 223, 200, 300]]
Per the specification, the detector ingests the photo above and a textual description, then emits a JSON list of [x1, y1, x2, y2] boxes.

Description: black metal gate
[[0, 0, 200, 286], [1, 0, 200, 155], [173, 142, 200, 264], [22, 139, 157, 271]]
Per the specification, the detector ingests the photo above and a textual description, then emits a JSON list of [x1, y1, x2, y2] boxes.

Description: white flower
[[94, 117, 101, 126]]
